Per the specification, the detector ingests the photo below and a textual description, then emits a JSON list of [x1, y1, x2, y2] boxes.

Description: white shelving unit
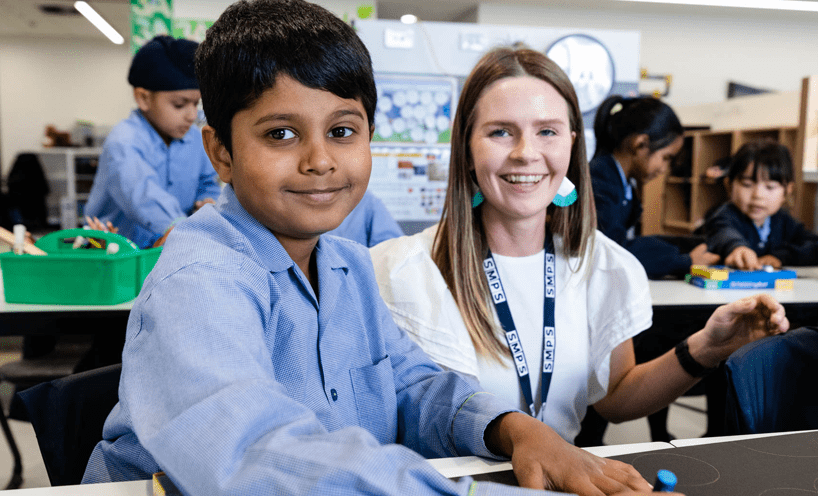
[[28, 147, 101, 229]]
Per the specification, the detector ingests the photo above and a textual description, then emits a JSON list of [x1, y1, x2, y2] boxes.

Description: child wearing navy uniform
[[84, 35, 222, 248], [81, 1, 661, 495], [589, 95, 719, 279], [704, 141, 818, 269]]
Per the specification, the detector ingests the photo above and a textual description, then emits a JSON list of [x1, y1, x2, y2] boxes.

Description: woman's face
[[469, 76, 575, 227]]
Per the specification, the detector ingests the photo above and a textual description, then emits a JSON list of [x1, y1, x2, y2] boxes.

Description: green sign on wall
[[172, 19, 213, 43], [130, 0, 173, 54]]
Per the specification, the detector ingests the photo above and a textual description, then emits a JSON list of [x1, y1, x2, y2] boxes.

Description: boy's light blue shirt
[[82, 185, 553, 496], [84, 109, 222, 248]]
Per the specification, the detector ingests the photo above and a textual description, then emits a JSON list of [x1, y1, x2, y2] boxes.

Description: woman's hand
[[485, 412, 652, 495], [689, 294, 788, 368]]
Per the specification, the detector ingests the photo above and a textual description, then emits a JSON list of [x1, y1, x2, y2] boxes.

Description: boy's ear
[[202, 126, 233, 184], [133, 87, 152, 112], [369, 124, 375, 141], [786, 182, 795, 196]]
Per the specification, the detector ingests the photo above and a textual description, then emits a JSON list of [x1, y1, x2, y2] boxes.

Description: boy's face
[[204, 75, 371, 244], [135, 88, 200, 144], [729, 164, 791, 227]]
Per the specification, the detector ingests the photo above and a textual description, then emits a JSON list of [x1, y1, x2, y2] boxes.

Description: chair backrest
[[16, 363, 121, 486], [725, 326, 818, 435]]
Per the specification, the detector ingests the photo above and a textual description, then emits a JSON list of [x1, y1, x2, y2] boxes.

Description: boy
[[84, 35, 222, 248], [82, 1, 655, 494]]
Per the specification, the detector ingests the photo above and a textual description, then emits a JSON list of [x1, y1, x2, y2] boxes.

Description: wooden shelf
[[642, 75, 818, 235]]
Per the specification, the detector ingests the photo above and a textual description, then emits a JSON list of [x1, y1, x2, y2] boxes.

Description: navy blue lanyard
[[482, 231, 555, 417]]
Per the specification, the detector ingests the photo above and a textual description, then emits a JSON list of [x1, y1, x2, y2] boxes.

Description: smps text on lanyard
[[482, 230, 556, 417]]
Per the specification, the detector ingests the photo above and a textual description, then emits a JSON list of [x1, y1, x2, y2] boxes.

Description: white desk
[[649, 277, 818, 307], [2, 442, 674, 495], [0, 271, 133, 336]]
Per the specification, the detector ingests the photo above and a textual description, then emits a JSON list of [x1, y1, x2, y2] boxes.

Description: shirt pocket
[[349, 355, 397, 444]]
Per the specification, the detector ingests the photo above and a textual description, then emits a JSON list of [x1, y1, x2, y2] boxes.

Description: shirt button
[[330, 389, 338, 401]]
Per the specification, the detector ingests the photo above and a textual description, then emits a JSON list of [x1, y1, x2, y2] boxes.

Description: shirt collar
[[756, 216, 772, 244], [612, 157, 633, 201], [215, 185, 349, 275]]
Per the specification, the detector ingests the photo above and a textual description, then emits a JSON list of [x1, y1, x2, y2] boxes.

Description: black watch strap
[[675, 338, 718, 378]]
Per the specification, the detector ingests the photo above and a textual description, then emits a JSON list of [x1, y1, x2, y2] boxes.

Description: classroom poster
[[130, 0, 173, 53], [172, 19, 213, 42], [368, 145, 450, 222]]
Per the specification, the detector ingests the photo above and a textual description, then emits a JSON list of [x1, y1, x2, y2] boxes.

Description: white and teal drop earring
[[472, 189, 484, 208], [552, 177, 577, 207]]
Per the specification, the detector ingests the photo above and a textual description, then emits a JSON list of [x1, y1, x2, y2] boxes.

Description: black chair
[[724, 326, 818, 435], [0, 336, 93, 489], [15, 363, 121, 487]]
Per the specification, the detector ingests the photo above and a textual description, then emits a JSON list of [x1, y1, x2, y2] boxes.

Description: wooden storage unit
[[655, 127, 798, 235], [643, 75, 818, 236]]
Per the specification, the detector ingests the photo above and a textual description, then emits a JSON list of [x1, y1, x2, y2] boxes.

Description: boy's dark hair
[[727, 140, 794, 185], [195, 0, 377, 155], [592, 95, 683, 159]]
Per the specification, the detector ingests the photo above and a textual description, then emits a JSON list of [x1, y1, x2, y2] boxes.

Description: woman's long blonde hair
[[431, 46, 597, 362]]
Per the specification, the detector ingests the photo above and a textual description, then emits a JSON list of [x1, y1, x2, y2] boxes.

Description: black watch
[[675, 338, 718, 378]]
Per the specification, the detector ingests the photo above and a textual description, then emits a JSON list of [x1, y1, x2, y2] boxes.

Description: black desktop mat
[[608, 431, 818, 496], [458, 431, 818, 495]]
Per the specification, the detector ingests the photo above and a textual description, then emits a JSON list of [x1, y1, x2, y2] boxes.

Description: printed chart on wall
[[370, 75, 458, 222]]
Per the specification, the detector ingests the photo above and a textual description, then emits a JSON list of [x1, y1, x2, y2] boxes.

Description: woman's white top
[[370, 225, 652, 443]]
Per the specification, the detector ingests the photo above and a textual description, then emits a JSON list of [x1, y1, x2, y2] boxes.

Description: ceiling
[[2, 0, 818, 41]]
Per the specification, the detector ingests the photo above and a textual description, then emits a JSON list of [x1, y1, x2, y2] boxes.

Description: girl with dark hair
[[705, 140, 818, 269], [590, 95, 719, 279]]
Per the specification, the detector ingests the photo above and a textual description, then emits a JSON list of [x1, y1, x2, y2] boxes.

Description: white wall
[[476, 2, 818, 111], [0, 36, 132, 176]]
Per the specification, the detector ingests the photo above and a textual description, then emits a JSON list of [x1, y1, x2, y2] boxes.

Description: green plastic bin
[[0, 228, 162, 305]]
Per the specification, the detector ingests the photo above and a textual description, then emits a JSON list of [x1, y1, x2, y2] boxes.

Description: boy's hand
[[725, 246, 761, 270], [688, 294, 788, 368], [689, 243, 720, 266], [153, 226, 174, 247], [757, 255, 782, 269], [485, 412, 651, 495], [85, 216, 118, 234]]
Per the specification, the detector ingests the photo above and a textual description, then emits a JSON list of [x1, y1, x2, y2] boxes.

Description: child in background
[[326, 190, 403, 246], [81, 2, 658, 495], [84, 35, 222, 248], [590, 95, 720, 279], [705, 141, 818, 269]]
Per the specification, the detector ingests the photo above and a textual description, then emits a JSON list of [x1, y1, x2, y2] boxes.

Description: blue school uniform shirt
[[326, 190, 403, 247], [84, 109, 222, 248], [704, 202, 818, 265], [82, 185, 547, 496], [590, 153, 692, 278]]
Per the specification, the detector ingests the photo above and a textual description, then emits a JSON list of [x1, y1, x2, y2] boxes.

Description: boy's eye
[[329, 127, 354, 138], [740, 180, 754, 188], [539, 129, 556, 137], [488, 129, 510, 138], [269, 129, 295, 140]]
